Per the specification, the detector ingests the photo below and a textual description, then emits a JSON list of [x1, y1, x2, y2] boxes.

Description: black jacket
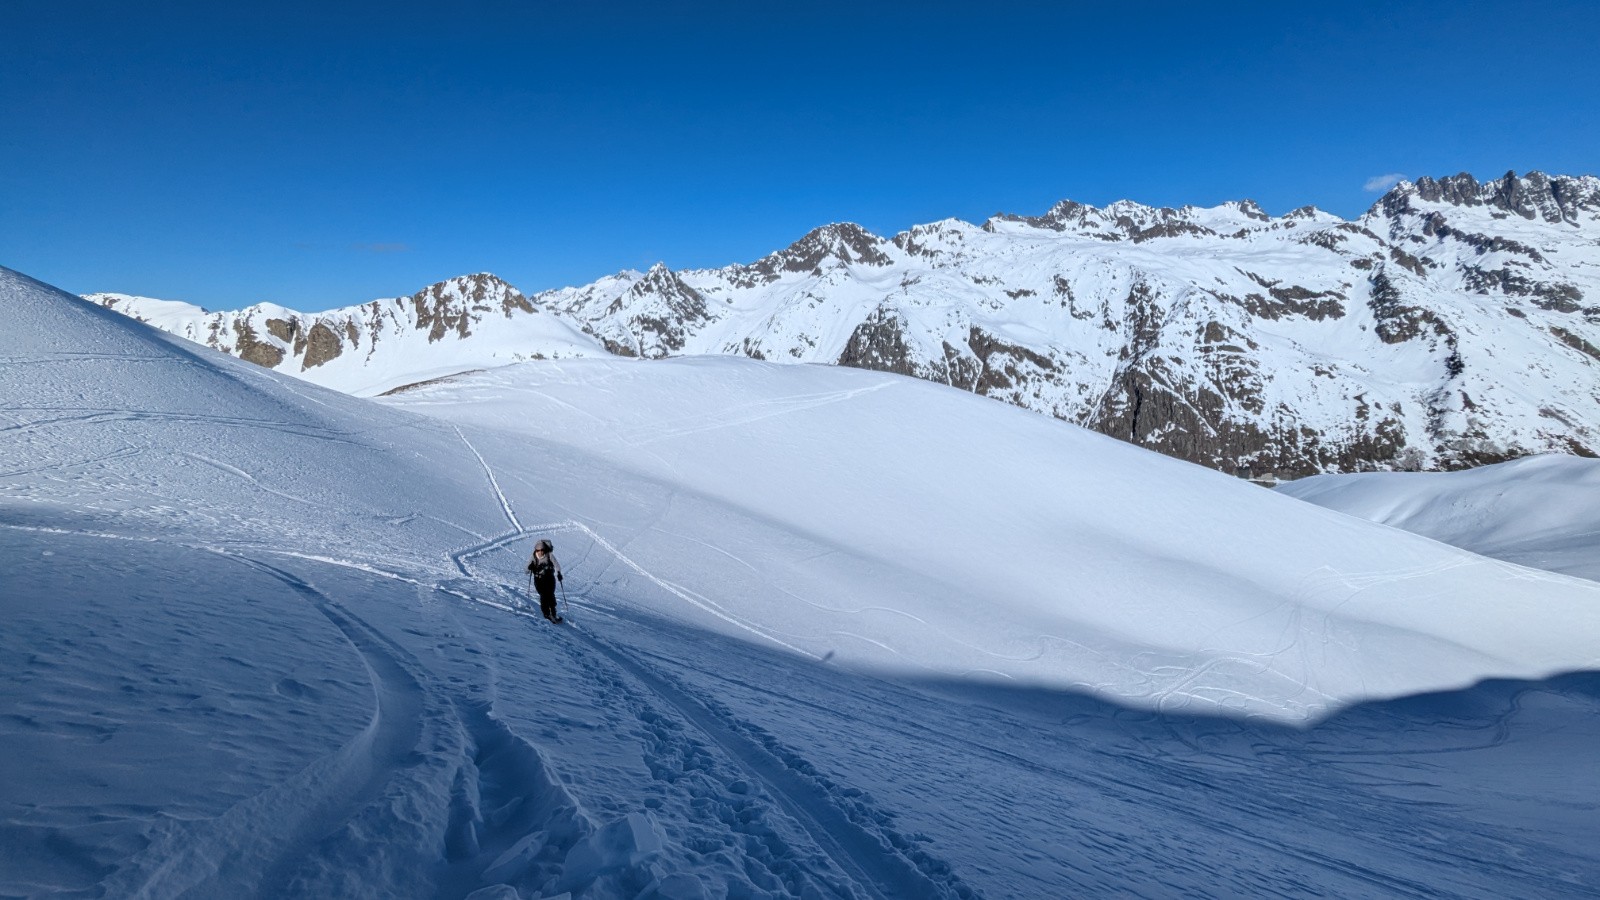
[[528, 553, 561, 591]]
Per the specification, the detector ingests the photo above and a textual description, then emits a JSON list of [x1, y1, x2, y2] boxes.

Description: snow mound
[[385, 356, 1600, 721], [1278, 454, 1600, 581]]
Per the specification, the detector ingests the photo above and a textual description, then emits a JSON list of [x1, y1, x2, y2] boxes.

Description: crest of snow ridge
[[92, 273, 543, 372]]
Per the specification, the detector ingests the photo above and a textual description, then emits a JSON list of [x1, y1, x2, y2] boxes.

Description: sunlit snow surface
[[1278, 455, 1600, 582], [4, 265, 1600, 898]]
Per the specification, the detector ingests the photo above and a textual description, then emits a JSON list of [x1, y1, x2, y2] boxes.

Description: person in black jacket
[[527, 538, 564, 623]]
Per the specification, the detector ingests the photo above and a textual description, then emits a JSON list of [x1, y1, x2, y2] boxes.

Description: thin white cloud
[[352, 242, 413, 254], [1363, 173, 1407, 193]]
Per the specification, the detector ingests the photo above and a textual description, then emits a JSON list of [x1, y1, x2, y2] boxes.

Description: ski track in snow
[[89, 543, 603, 898], [447, 523, 973, 897], [6, 493, 1598, 896], [0, 444, 143, 479], [569, 624, 976, 900], [449, 518, 821, 660], [461, 575, 1523, 899], [80, 551, 425, 898], [177, 450, 331, 509], [453, 425, 522, 532], [0, 407, 378, 453], [216, 506, 945, 895], [619, 381, 896, 447]]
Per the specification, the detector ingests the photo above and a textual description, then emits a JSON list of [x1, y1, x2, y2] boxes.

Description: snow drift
[[384, 358, 1600, 720], [1278, 454, 1600, 582]]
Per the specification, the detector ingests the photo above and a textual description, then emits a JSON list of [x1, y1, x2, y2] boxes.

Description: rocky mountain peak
[[409, 272, 536, 343], [982, 200, 1104, 235], [1222, 199, 1271, 222], [637, 262, 680, 287], [995, 196, 1278, 239], [589, 262, 712, 359], [755, 223, 893, 277], [625, 264, 712, 314], [1041, 199, 1096, 226], [1385, 171, 1600, 224]]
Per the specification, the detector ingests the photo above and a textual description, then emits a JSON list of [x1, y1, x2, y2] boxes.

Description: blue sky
[[3, 1, 1597, 310]]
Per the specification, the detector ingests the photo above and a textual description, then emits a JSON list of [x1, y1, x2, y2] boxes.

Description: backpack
[[527, 538, 555, 573]]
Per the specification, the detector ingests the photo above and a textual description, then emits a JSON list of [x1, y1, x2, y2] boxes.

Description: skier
[[526, 538, 564, 623]]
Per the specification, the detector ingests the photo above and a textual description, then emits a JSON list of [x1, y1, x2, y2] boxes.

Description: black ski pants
[[535, 579, 558, 619]]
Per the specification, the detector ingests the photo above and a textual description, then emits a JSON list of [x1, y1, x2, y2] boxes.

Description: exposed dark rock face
[[1420, 213, 1547, 261], [1413, 172, 1487, 208], [1087, 361, 1413, 480], [1529, 283, 1585, 313], [838, 306, 918, 377], [233, 319, 286, 368], [603, 264, 711, 358], [736, 224, 893, 286], [408, 272, 537, 343], [1551, 326, 1600, 362], [1368, 270, 1451, 344], [300, 322, 344, 369], [1236, 272, 1346, 320], [966, 327, 1058, 393], [1089, 363, 1280, 476], [597, 336, 639, 358], [264, 318, 296, 344], [1405, 170, 1600, 224]]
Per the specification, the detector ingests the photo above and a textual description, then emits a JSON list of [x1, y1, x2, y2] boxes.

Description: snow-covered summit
[[92, 271, 609, 396], [88, 291, 214, 325], [985, 196, 1285, 241]]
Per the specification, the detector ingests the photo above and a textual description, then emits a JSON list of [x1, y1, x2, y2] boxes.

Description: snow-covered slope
[[10, 264, 1600, 896], [91, 272, 609, 396], [1278, 454, 1600, 581], [93, 171, 1600, 478], [384, 357, 1600, 719]]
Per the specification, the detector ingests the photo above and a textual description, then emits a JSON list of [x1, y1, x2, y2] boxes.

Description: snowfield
[[4, 264, 1600, 898], [1277, 454, 1600, 582]]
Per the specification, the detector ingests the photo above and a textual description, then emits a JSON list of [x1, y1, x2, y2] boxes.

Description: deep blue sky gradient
[[4, 1, 1598, 310]]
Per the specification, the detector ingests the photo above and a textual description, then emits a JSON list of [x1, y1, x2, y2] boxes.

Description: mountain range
[[90, 170, 1600, 479]]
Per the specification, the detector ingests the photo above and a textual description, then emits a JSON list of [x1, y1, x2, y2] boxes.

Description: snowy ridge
[[1278, 454, 1600, 581], [91, 272, 609, 397], [91, 170, 1600, 477]]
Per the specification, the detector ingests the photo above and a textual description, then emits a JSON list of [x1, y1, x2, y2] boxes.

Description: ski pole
[[559, 577, 569, 621], [527, 572, 535, 610]]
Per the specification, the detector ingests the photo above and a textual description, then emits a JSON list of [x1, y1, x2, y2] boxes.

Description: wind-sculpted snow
[[1278, 454, 1600, 582], [384, 356, 1600, 720], [6, 266, 1600, 896]]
